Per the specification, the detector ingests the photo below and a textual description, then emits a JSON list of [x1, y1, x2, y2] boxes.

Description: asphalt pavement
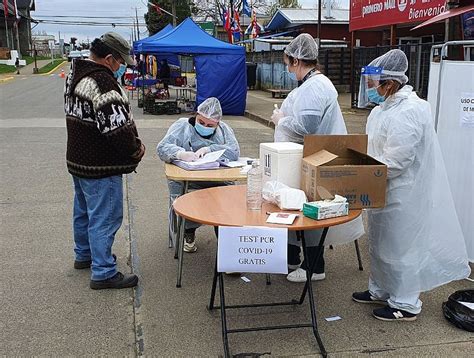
[[1, 68, 472, 357]]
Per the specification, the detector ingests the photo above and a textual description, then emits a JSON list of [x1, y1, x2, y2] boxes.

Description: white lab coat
[[275, 73, 347, 143], [366, 85, 470, 296], [275, 72, 365, 246]]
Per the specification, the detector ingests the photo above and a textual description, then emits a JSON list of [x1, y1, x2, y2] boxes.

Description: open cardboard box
[[301, 135, 387, 209]]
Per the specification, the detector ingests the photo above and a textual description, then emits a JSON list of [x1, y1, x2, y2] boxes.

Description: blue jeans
[[72, 175, 123, 281]]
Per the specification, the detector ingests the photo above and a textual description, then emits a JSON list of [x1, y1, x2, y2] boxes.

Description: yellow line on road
[[0, 76, 14, 84], [39, 61, 67, 76]]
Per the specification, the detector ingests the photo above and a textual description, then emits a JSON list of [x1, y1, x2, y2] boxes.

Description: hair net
[[368, 49, 409, 84], [197, 97, 222, 122], [284, 33, 319, 60]]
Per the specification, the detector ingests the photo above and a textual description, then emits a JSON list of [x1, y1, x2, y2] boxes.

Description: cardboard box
[[260, 142, 303, 189], [303, 201, 349, 220], [301, 135, 387, 209]]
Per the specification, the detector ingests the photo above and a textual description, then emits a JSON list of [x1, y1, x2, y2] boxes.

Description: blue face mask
[[195, 121, 216, 137], [114, 64, 127, 79], [286, 65, 297, 81], [367, 87, 386, 104]]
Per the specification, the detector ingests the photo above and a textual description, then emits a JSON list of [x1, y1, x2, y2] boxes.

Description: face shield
[[358, 66, 383, 108]]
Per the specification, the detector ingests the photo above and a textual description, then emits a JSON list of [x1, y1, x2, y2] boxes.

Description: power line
[[34, 15, 137, 19]]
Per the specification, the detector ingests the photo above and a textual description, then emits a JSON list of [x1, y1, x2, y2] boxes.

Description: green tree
[[268, 0, 300, 17], [145, 0, 197, 35]]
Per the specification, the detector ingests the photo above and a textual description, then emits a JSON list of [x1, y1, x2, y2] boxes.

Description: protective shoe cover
[[442, 289, 474, 332], [366, 85, 471, 298]]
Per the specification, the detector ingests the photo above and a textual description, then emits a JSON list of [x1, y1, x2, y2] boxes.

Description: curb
[[0, 76, 14, 83], [244, 110, 275, 129], [39, 60, 67, 76]]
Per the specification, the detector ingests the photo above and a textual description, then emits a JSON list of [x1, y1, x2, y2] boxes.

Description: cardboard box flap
[[347, 148, 386, 165], [303, 149, 339, 166], [303, 135, 368, 157]]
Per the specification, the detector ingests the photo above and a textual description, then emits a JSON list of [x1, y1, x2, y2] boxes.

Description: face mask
[[113, 63, 127, 79], [286, 65, 297, 81], [195, 121, 216, 137], [367, 87, 386, 104]]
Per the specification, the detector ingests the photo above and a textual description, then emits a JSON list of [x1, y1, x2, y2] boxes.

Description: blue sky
[[33, 0, 350, 44]]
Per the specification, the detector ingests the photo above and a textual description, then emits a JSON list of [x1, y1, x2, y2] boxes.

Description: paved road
[[1, 73, 472, 357]]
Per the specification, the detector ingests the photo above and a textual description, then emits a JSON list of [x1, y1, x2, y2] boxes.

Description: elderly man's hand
[[271, 109, 285, 125], [177, 151, 198, 162], [195, 147, 210, 158], [132, 143, 146, 161]]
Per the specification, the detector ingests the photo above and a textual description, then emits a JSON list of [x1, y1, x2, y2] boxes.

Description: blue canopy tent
[[134, 18, 247, 115], [133, 24, 180, 68]]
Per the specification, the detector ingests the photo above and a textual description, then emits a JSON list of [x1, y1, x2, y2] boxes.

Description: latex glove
[[177, 151, 198, 162], [195, 147, 210, 158], [271, 109, 284, 125]]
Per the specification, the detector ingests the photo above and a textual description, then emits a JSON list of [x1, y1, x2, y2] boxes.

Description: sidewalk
[[245, 89, 370, 134]]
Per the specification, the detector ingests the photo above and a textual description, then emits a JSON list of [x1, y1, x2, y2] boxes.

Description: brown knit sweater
[[64, 59, 142, 178]]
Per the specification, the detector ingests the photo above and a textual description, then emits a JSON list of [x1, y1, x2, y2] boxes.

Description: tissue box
[[303, 201, 349, 220]]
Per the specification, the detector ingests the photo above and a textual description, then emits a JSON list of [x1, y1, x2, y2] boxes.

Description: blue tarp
[[134, 18, 247, 115]]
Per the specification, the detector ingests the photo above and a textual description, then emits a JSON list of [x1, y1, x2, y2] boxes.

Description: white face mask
[[286, 65, 297, 81]]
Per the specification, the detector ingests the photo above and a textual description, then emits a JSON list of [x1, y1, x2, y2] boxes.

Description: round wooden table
[[173, 185, 361, 358], [173, 184, 361, 229]]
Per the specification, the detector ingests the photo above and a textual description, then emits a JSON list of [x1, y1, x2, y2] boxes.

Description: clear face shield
[[358, 66, 383, 108]]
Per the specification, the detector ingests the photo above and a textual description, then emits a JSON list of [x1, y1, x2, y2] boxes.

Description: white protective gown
[[366, 85, 470, 296], [275, 73, 365, 246]]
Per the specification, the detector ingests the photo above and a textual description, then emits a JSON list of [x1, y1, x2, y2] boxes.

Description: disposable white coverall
[[157, 117, 240, 231], [275, 73, 365, 247], [366, 85, 471, 313]]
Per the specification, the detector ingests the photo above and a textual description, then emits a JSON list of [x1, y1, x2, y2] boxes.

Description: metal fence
[[351, 42, 441, 107], [247, 47, 352, 92]]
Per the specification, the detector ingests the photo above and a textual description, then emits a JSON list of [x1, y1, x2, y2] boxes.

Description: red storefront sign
[[350, 0, 447, 31]]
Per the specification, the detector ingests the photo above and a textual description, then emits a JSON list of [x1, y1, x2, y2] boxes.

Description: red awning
[[412, 5, 474, 30]]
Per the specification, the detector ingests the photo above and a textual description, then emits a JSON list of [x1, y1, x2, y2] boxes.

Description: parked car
[[68, 50, 83, 62], [81, 50, 90, 59]]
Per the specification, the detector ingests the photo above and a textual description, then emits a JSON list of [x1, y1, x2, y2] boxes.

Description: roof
[[136, 17, 244, 55], [266, 7, 349, 31]]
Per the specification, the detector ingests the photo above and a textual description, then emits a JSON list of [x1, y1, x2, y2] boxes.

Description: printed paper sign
[[460, 93, 474, 128], [217, 226, 288, 274]]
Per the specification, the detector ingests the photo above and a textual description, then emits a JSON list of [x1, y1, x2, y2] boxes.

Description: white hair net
[[197, 97, 222, 122], [368, 49, 409, 84], [284, 33, 319, 60]]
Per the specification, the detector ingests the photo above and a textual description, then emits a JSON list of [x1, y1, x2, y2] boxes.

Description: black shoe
[[373, 306, 417, 321], [352, 290, 387, 304], [74, 254, 116, 270], [90, 272, 138, 290]]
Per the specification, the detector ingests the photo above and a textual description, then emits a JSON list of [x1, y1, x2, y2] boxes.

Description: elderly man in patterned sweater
[[64, 32, 145, 290]]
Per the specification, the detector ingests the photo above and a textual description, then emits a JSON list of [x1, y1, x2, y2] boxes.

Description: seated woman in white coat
[[270, 33, 365, 283], [353, 49, 470, 321], [157, 97, 240, 253]]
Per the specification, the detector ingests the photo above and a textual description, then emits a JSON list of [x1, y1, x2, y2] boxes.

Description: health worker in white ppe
[[353, 49, 470, 322], [271, 33, 365, 283], [157, 97, 240, 253]]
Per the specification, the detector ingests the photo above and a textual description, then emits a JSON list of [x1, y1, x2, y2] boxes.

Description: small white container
[[259, 142, 303, 189]]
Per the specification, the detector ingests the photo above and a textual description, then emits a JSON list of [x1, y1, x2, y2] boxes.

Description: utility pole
[[4, 12, 9, 48], [317, 0, 322, 49], [172, 0, 176, 27], [135, 7, 140, 40]]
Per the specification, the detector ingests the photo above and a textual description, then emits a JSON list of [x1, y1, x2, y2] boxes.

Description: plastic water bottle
[[247, 160, 262, 210]]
